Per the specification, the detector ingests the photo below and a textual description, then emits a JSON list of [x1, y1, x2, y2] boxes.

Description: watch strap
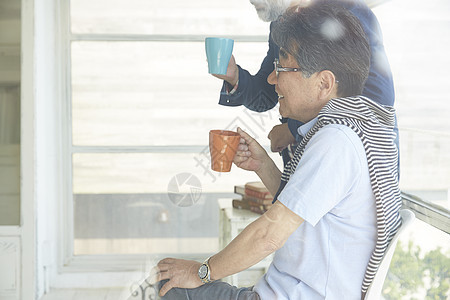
[[199, 257, 212, 284]]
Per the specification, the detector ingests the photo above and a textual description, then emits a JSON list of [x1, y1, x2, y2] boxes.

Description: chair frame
[[364, 209, 416, 300]]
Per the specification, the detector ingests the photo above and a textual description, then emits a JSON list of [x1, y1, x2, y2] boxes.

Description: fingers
[[269, 138, 277, 153], [158, 258, 174, 265], [211, 55, 238, 83], [235, 145, 251, 156], [234, 146, 251, 162], [211, 73, 228, 80], [159, 280, 175, 297], [234, 154, 249, 165], [228, 56, 238, 77], [147, 258, 175, 284], [234, 128, 252, 163], [237, 127, 250, 140], [148, 263, 172, 284], [149, 259, 177, 296], [267, 124, 292, 153], [146, 262, 172, 297], [237, 127, 257, 147], [149, 258, 203, 297], [267, 125, 275, 140], [148, 265, 161, 284], [236, 128, 250, 148], [237, 138, 249, 152], [268, 126, 277, 152]]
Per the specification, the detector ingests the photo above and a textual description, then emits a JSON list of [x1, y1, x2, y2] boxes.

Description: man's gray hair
[[272, 1, 370, 97]]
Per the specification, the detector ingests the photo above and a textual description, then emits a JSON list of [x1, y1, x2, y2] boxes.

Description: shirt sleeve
[[278, 125, 365, 226], [218, 23, 279, 112]]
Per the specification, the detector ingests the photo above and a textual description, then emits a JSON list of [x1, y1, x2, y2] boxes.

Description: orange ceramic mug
[[209, 130, 241, 172]]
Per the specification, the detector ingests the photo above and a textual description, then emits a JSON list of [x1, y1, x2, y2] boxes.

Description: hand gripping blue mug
[[205, 37, 234, 75]]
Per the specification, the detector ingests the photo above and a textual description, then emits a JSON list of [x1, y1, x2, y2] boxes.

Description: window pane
[[74, 192, 221, 255], [0, 0, 21, 226], [73, 153, 282, 194], [0, 144, 20, 225], [73, 152, 283, 255], [382, 218, 450, 299], [0, 88, 20, 225], [399, 130, 450, 210], [71, 0, 269, 35], [72, 41, 280, 146]]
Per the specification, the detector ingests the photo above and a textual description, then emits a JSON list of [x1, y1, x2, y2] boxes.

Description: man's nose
[[267, 69, 277, 85]]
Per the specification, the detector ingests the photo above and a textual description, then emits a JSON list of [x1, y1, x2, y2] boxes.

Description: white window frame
[[48, 0, 270, 289]]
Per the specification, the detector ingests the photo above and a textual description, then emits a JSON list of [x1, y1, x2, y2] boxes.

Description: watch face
[[198, 264, 207, 279]]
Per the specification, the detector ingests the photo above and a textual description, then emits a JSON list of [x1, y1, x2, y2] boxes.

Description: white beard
[[250, 0, 291, 22]]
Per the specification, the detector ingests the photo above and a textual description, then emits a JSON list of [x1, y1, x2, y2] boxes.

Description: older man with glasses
[[212, 0, 398, 170], [153, 2, 401, 299]]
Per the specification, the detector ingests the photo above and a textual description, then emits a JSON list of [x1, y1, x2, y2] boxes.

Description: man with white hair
[[213, 0, 397, 165], [250, 0, 292, 22]]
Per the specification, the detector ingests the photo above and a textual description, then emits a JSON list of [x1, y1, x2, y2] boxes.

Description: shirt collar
[[297, 117, 318, 138]]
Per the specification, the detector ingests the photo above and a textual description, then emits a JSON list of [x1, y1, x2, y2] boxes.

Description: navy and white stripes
[[278, 96, 402, 297]]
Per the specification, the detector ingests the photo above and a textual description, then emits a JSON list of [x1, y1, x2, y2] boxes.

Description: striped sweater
[[274, 96, 402, 297]]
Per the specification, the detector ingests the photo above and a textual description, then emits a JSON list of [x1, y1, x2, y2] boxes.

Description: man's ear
[[317, 70, 337, 100]]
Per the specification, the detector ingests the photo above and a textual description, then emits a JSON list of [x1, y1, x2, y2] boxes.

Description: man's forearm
[[256, 158, 282, 198], [207, 202, 303, 281], [208, 216, 275, 281]]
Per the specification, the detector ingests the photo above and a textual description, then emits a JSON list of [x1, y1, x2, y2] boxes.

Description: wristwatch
[[198, 257, 212, 284]]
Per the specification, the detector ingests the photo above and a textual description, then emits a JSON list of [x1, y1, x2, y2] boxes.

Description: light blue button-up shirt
[[255, 122, 377, 300]]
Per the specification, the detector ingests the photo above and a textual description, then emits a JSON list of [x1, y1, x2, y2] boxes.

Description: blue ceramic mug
[[205, 37, 234, 75]]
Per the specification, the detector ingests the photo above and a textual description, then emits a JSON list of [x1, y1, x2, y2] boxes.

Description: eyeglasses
[[273, 58, 301, 78], [273, 58, 340, 83]]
